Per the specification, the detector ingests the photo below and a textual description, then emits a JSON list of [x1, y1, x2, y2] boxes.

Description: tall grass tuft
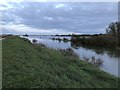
[[58, 48, 79, 58], [83, 56, 103, 67]]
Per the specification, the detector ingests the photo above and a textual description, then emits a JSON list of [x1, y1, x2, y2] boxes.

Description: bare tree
[[106, 21, 120, 47]]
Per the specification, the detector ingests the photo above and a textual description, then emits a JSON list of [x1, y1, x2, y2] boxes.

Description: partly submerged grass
[[2, 36, 119, 88]]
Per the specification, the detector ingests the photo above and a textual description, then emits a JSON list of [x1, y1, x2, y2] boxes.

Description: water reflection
[[71, 41, 120, 58]]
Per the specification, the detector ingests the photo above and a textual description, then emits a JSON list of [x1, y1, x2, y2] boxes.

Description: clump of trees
[[23, 34, 28, 37], [106, 22, 120, 37], [106, 21, 120, 47]]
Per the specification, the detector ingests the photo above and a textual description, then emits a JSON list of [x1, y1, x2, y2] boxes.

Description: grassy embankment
[[2, 36, 119, 88], [0, 38, 2, 89]]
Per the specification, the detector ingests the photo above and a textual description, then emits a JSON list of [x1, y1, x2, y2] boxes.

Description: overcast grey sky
[[0, 2, 118, 35]]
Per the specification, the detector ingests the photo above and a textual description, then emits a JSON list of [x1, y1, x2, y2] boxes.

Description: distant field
[[2, 36, 119, 88]]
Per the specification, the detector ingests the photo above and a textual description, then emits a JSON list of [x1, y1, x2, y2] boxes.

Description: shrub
[[32, 39, 37, 43], [58, 48, 79, 58]]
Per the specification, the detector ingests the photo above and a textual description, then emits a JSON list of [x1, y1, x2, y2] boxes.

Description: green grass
[[2, 36, 119, 88], [0, 39, 2, 89]]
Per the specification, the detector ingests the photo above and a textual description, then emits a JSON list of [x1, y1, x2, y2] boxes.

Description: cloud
[[55, 3, 65, 8], [2, 22, 70, 34], [2, 23, 51, 33], [43, 16, 54, 21], [1, 2, 118, 35]]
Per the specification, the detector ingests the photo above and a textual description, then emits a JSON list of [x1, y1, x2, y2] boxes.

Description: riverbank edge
[[2, 35, 120, 88]]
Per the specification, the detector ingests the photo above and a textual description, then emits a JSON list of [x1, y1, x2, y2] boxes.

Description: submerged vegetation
[[51, 37, 70, 42], [83, 56, 103, 67]]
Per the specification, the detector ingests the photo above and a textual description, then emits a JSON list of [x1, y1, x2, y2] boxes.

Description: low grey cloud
[[1, 2, 118, 34]]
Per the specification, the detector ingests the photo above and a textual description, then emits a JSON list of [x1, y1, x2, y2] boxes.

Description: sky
[[0, 1, 118, 35]]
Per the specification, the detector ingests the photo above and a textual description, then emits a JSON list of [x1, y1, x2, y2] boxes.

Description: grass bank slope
[[2, 36, 119, 88]]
